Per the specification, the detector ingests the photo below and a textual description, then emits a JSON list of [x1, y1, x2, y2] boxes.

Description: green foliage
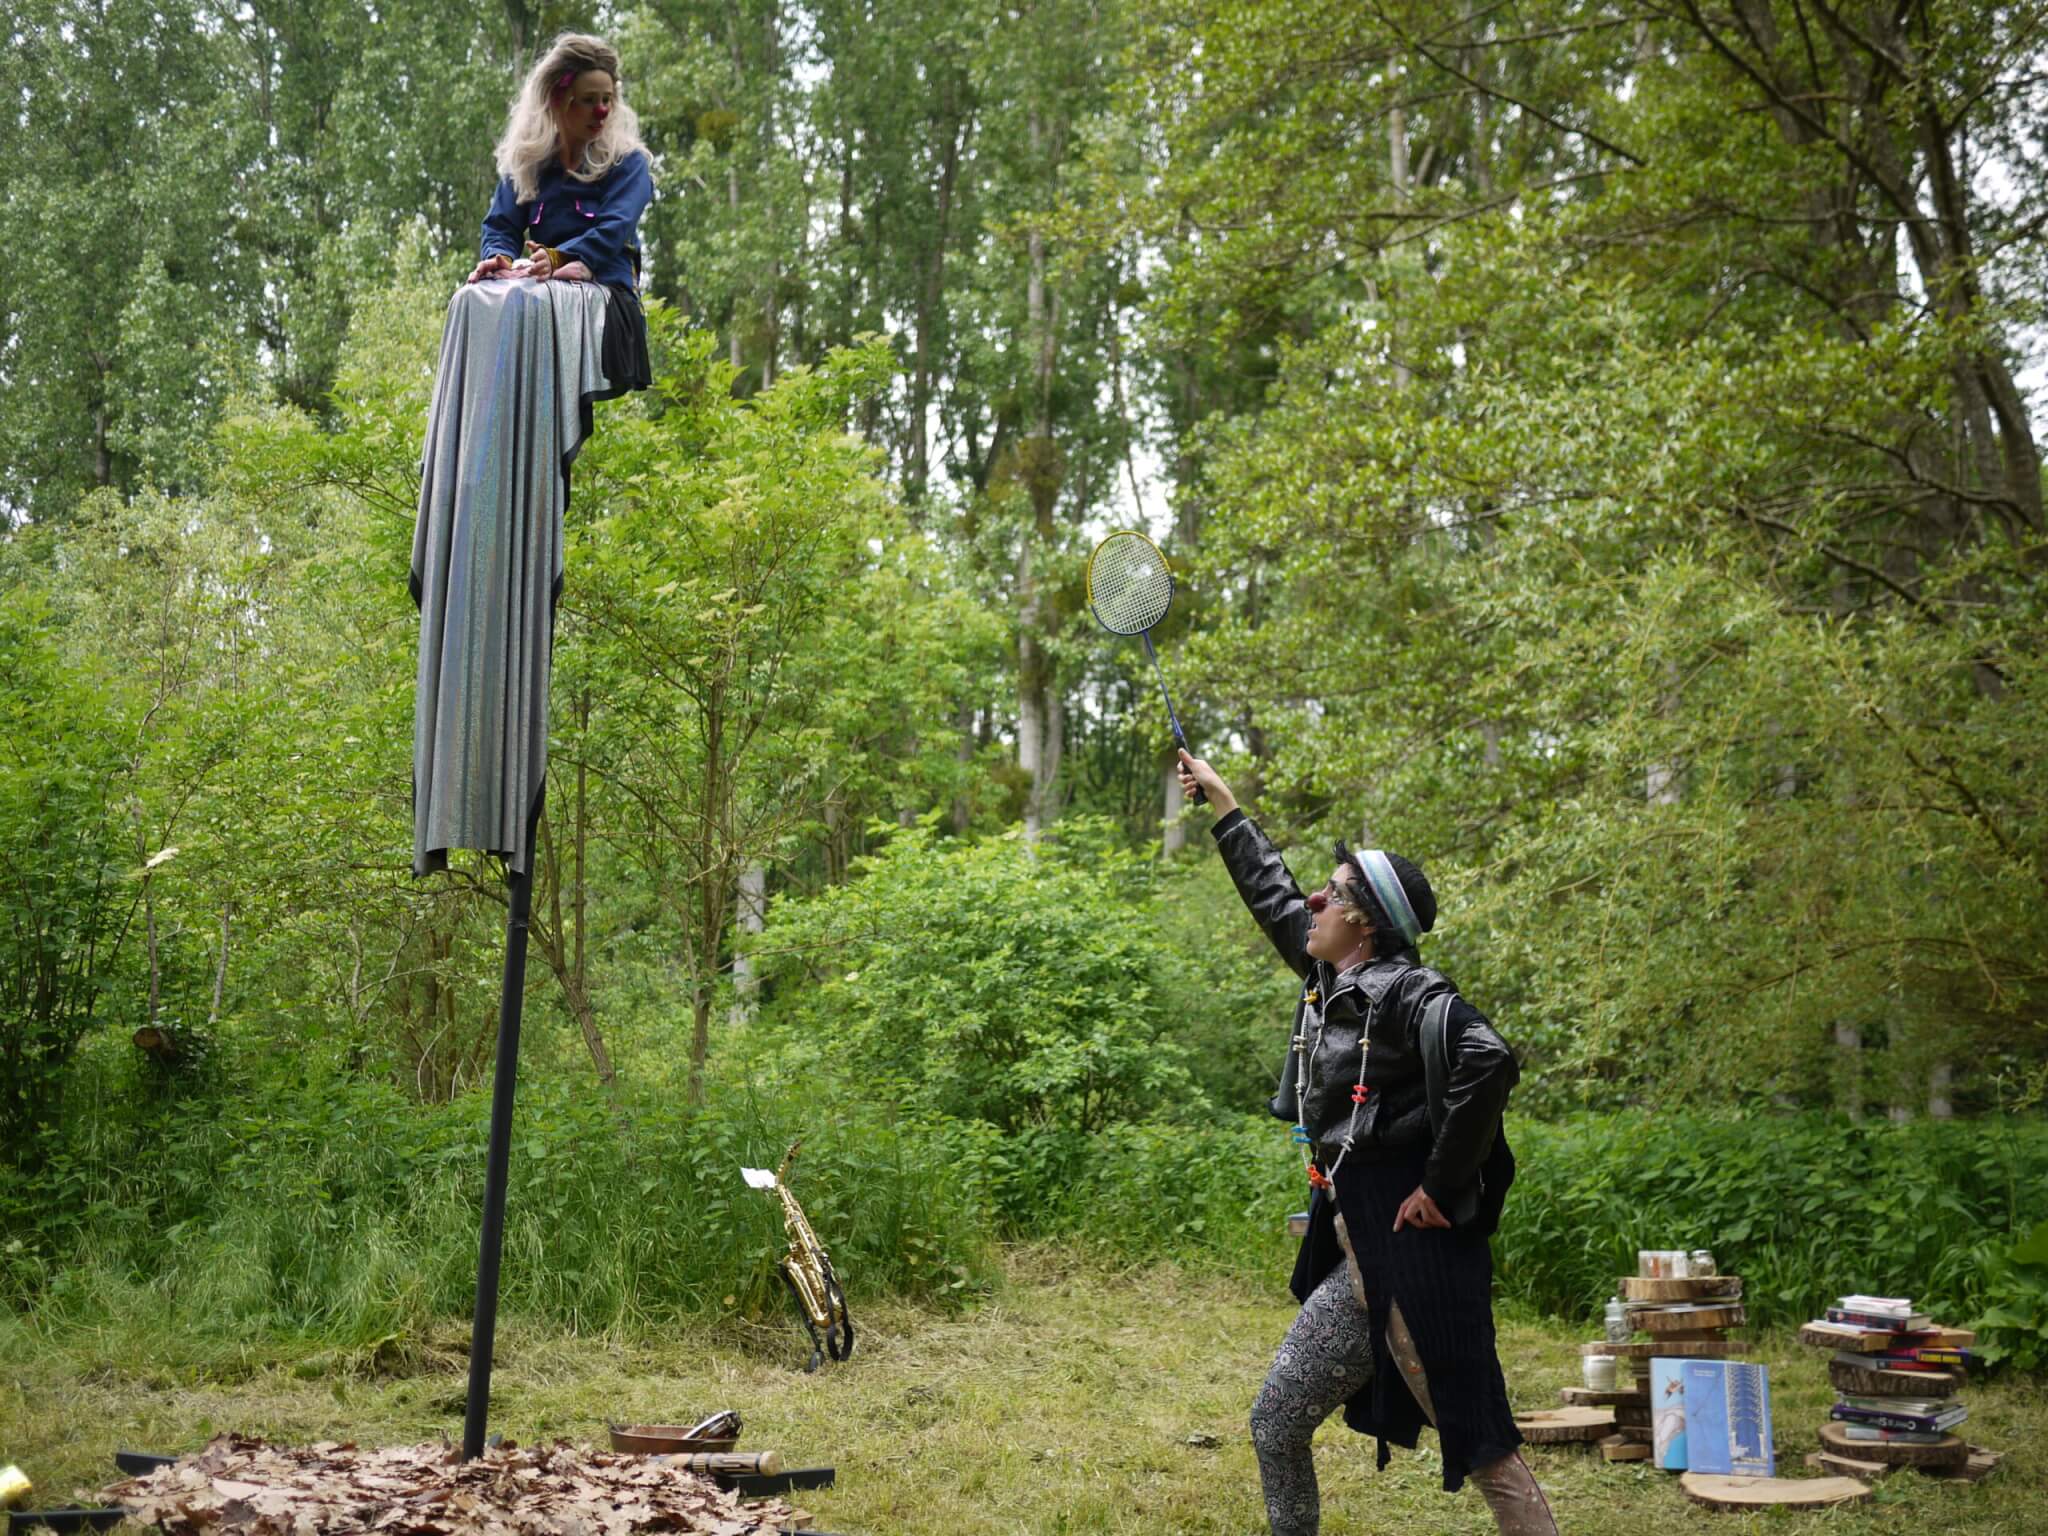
[[1974, 1220, 2048, 1373], [1492, 1114, 2048, 1330], [757, 818, 1202, 1135], [5, 1043, 995, 1339], [0, 586, 137, 1158]]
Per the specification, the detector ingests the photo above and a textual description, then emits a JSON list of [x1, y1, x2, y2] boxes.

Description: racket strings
[[1088, 534, 1174, 635]]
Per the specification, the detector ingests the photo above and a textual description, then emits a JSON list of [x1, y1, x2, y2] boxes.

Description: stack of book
[[1798, 1294, 1998, 1481], [1570, 1268, 1747, 1464]]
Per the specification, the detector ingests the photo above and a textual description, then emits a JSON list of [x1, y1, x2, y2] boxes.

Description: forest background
[[5, 0, 2048, 1375]]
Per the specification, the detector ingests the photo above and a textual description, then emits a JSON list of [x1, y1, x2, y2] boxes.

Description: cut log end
[[1681, 1472, 1871, 1510]]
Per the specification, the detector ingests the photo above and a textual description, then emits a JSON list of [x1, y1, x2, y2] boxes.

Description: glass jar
[[1689, 1248, 1717, 1278], [1582, 1353, 1618, 1390], [1603, 1295, 1632, 1344]]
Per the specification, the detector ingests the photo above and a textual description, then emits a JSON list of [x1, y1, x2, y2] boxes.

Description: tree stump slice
[[1560, 1387, 1646, 1407], [1925, 1447, 2003, 1484], [1805, 1451, 1894, 1480], [1621, 1276, 1742, 1302], [1647, 1329, 1742, 1343], [1513, 1408, 1615, 1443], [1635, 1304, 1745, 1334], [1584, 1339, 1749, 1358], [1828, 1358, 1961, 1398], [1818, 1422, 1968, 1468], [1681, 1473, 1870, 1511], [1613, 1404, 1651, 1430]]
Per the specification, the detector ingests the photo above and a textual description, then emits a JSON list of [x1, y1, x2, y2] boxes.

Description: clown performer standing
[[1176, 749, 1558, 1536]]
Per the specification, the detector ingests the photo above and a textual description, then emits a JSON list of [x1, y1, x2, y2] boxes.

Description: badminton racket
[[1086, 531, 1205, 805]]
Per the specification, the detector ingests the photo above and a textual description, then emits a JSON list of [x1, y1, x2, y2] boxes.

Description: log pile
[[1570, 1274, 1748, 1450]]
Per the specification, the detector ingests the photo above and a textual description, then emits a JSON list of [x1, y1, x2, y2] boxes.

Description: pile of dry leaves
[[99, 1435, 803, 1536]]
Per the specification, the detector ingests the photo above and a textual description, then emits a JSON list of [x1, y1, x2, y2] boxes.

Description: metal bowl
[[607, 1424, 740, 1456]]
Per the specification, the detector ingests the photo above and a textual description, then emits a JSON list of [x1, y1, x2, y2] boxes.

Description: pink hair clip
[[552, 68, 576, 98]]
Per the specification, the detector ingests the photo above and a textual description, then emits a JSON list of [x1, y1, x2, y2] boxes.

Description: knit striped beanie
[[1333, 840, 1436, 951]]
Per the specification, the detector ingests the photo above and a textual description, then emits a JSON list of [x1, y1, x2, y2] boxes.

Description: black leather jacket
[[1213, 809, 1518, 1216]]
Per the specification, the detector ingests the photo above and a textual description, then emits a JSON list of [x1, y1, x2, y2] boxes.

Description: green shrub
[[1974, 1220, 2048, 1372], [756, 818, 1203, 1134]]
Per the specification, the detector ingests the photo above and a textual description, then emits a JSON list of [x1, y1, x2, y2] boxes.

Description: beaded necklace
[[1294, 963, 1377, 1194]]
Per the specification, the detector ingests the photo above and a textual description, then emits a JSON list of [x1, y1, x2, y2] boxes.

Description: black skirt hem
[[594, 284, 652, 400]]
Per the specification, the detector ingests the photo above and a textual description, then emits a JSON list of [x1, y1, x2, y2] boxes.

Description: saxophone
[[741, 1139, 854, 1371]]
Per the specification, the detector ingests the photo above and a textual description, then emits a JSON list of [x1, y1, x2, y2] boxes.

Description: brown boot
[[1466, 1451, 1560, 1536]]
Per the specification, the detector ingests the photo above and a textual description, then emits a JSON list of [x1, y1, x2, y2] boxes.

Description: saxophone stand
[[462, 797, 544, 1460]]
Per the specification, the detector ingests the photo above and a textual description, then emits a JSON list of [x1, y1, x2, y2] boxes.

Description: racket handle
[[1173, 732, 1208, 806]]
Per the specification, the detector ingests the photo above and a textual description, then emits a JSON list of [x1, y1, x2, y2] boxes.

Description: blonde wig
[[494, 33, 651, 204]]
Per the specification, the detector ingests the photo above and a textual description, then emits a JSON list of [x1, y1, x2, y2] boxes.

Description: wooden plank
[[1681, 1474, 1870, 1511], [1818, 1421, 1969, 1469], [1602, 1441, 1653, 1463]]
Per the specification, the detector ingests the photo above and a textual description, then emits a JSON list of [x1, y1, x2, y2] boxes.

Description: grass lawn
[[4, 1248, 2042, 1534]]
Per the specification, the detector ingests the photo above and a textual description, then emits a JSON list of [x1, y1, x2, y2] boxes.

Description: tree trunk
[[1161, 761, 1186, 855], [208, 905, 230, 1026], [729, 862, 767, 1025], [1833, 1020, 1862, 1119]]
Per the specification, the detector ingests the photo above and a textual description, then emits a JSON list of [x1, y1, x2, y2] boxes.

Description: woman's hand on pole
[[1177, 749, 1237, 817]]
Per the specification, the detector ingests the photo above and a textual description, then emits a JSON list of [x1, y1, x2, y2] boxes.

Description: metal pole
[[462, 802, 542, 1460]]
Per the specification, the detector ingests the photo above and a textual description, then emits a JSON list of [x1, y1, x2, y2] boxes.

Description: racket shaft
[[1142, 632, 1205, 805]]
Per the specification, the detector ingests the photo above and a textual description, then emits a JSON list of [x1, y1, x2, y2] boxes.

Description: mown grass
[[5, 1247, 2044, 1535]]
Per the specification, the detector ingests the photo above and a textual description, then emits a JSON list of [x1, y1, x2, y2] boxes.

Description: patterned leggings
[[1249, 1260, 1558, 1536]]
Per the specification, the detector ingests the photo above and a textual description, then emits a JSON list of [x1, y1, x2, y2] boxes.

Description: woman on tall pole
[[410, 32, 653, 1461]]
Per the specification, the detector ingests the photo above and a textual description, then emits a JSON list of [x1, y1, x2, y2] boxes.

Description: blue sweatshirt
[[479, 150, 653, 289]]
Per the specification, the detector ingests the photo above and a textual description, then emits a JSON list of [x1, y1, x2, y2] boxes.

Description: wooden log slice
[[1817, 1421, 1969, 1468], [1613, 1404, 1651, 1430], [1805, 1450, 1894, 1480], [1924, 1447, 2004, 1484], [1615, 1426, 1653, 1445], [1681, 1473, 1870, 1511], [1513, 1408, 1615, 1444], [1634, 1304, 1746, 1334], [1621, 1276, 1743, 1302], [1584, 1338, 1751, 1358], [1647, 1329, 1743, 1343], [1800, 1323, 1897, 1353], [1560, 1387, 1647, 1407], [1828, 1358, 1961, 1398]]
